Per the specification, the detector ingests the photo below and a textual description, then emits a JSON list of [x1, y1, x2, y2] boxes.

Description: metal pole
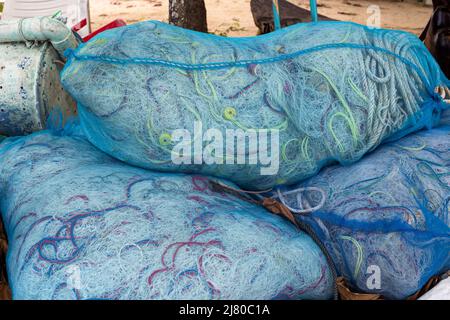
[[272, 0, 281, 30], [310, 0, 318, 22]]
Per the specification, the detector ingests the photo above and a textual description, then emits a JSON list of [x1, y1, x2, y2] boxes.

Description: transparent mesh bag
[[61, 20, 450, 190], [0, 127, 333, 300], [273, 122, 450, 299]]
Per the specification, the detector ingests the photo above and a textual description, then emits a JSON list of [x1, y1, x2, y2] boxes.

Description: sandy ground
[[90, 0, 433, 36]]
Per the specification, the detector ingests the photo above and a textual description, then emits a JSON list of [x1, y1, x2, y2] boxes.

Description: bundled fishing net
[[61, 20, 450, 190], [0, 129, 333, 300], [272, 125, 450, 299]]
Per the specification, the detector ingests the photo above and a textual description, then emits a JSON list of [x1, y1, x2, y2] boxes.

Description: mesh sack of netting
[[0, 128, 333, 300], [271, 124, 450, 300], [61, 20, 450, 190]]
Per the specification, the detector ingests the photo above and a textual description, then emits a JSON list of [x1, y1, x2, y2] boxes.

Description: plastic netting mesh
[[61, 20, 449, 190], [273, 123, 450, 299], [0, 128, 333, 300]]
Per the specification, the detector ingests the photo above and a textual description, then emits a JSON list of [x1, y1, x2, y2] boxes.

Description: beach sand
[[90, 0, 432, 36]]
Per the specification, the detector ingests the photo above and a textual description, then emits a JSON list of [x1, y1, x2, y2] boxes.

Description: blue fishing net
[[61, 20, 449, 190], [441, 109, 450, 126], [0, 128, 333, 300], [272, 125, 450, 299]]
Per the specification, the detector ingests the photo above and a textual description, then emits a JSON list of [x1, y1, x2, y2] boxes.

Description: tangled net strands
[[0, 130, 333, 300], [273, 124, 450, 299], [61, 21, 449, 190]]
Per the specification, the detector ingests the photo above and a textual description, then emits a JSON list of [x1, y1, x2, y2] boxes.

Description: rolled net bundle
[[0, 129, 333, 300], [272, 125, 450, 299], [61, 20, 450, 190]]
